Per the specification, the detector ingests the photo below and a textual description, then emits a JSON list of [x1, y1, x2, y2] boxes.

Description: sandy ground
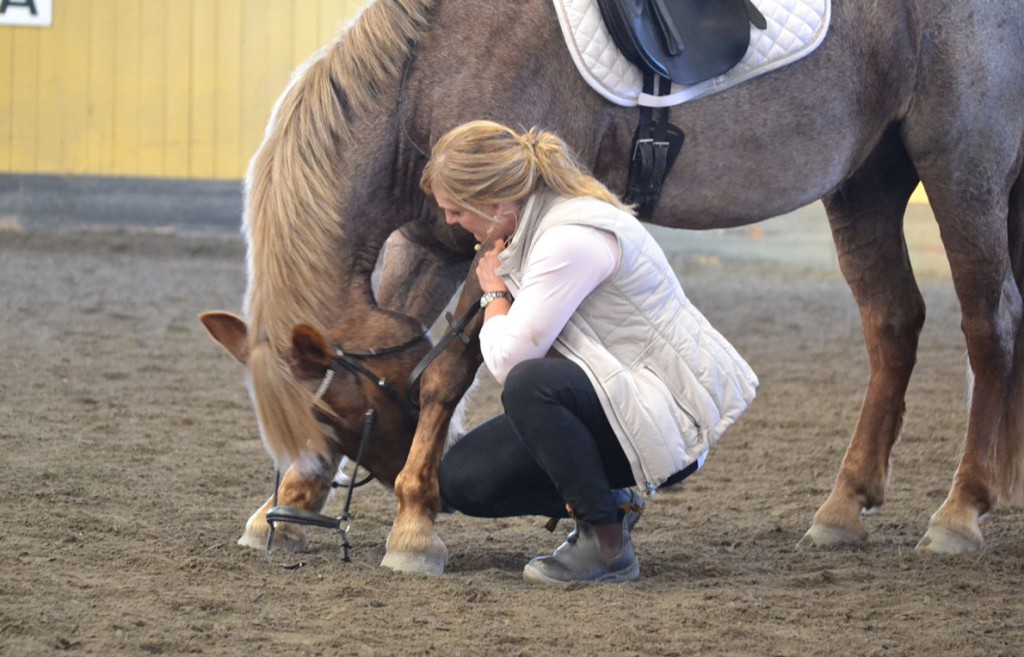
[[1, 206, 1022, 656]]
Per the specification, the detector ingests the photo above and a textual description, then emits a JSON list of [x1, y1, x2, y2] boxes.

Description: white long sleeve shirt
[[478, 224, 621, 384], [486, 192, 756, 490]]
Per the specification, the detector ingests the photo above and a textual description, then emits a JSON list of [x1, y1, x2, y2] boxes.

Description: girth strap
[[625, 72, 685, 219]]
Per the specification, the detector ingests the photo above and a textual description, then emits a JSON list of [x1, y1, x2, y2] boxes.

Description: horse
[[199, 0, 1024, 574]]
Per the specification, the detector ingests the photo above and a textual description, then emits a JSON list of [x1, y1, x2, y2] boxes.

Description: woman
[[421, 120, 758, 584]]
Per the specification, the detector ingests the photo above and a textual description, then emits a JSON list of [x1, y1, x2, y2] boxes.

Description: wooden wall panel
[[10, 26, 39, 172], [112, 0, 142, 175], [239, 0, 271, 178], [88, 0, 117, 175], [0, 29, 10, 170], [213, 0, 242, 179], [61, 0, 93, 173], [0, 0, 363, 180], [190, 0, 217, 179], [30, 7, 54, 171], [163, 1, 191, 176], [138, 1, 167, 177]]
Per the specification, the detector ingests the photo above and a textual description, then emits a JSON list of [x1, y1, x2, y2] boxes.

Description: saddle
[[598, 0, 768, 85], [595, 0, 767, 217]]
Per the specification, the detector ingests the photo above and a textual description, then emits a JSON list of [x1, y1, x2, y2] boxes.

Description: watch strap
[[479, 290, 513, 308]]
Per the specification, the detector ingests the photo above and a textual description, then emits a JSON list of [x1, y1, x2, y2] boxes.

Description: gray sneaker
[[565, 487, 644, 544], [523, 520, 640, 585]]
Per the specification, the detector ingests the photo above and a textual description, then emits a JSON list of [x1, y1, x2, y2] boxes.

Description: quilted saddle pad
[[554, 0, 831, 107]]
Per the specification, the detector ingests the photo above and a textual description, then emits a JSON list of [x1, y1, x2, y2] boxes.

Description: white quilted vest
[[497, 191, 759, 491]]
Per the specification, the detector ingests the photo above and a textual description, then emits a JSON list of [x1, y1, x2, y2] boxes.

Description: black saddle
[[598, 0, 768, 85]]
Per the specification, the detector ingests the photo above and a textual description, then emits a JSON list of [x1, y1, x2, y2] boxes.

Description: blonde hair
[[420, 120, 633, 216], [242, 0, 438, 465]]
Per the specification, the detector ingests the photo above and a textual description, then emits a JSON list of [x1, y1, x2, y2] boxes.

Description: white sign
[[0, 0, 52, 27]]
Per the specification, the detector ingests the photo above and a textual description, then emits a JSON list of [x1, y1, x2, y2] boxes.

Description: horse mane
[[241, 0, 438, 463]]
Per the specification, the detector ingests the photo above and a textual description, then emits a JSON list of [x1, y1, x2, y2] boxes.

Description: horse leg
[[375, 229, 469, 325], [238, 456, 341, 551], [799, 131, 925, 548], [373, 230, 479, 573], [381, 277, 484, 574], [325, 231, 465, 495], [913, 172, 1024, 554]]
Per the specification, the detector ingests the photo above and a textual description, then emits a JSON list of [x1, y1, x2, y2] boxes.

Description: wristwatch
[[479, 290, 513, 308]]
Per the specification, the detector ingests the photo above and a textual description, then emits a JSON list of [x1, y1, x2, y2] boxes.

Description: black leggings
[[439, 358, 637, 526]]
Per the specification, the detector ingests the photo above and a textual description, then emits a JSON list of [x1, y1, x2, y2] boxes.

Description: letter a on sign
[[0, 0, 53, 27]]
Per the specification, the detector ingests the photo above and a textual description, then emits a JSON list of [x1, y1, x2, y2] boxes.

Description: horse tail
[[997, 166, 1024, 505]]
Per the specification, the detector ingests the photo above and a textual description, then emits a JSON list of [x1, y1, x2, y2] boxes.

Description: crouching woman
[[421, 120, 758, 584]]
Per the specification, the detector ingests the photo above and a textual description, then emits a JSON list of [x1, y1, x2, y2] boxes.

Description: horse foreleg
[[381, 280, 483, 575], [238, 458, 339, 552], [800, 141, 924, 548], [375, 229, 469, 325]]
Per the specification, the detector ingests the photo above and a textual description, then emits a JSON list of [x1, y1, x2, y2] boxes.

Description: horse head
[[198, 311, 425, 488]]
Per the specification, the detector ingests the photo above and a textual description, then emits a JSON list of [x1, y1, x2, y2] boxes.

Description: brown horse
[[200, 0, 1024, 574]]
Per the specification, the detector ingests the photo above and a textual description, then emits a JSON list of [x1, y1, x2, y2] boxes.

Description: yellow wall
[[0, 0, 366, 180]]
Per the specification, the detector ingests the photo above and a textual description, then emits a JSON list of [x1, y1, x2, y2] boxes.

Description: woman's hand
[[476, 238, 509, 293]]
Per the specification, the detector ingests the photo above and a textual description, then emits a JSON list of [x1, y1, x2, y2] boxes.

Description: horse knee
[[395, 467, 431, 497]]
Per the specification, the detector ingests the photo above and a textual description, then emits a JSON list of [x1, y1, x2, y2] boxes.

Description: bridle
[[313, 334, 428, 421], [263, 302, 482, 567]]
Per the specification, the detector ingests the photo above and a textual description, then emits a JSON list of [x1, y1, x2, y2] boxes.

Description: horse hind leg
[[913, 149, 1024, 555], [1004, 168, 1024, 508], [799, 130, 925, 548]]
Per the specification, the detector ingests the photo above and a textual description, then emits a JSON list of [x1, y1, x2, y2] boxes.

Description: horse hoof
[[237, 531, 267, 550], [237, 520, 308, 552], [797, 522, 866, 549], [380, 549, 447, 575], [915, 525, 982, 555]]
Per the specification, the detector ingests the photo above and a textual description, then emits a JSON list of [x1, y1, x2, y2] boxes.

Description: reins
[[404, 303, 481, 404], [263, 301, 482, 566]]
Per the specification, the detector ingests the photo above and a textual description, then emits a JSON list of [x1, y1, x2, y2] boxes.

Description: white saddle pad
[[554, 0, 831, 107]]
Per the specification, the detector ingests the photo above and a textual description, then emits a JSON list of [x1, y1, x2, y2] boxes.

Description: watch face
[[481, 291, 507, 308]]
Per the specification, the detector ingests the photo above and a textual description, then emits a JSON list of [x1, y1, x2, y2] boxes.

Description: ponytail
[[421, 121, 634, 214], [519, 127, 633, 212]]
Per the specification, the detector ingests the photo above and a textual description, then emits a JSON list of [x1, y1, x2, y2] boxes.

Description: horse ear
[[198, 311, 250, 365], [292, 324, 333, 368]]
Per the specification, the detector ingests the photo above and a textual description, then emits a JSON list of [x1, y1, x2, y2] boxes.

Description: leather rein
[[315, 299, 484, 421], [263, 301, 482, 566]]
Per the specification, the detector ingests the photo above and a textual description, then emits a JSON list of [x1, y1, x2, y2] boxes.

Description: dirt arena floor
[[2, 207, 1022, 657]]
